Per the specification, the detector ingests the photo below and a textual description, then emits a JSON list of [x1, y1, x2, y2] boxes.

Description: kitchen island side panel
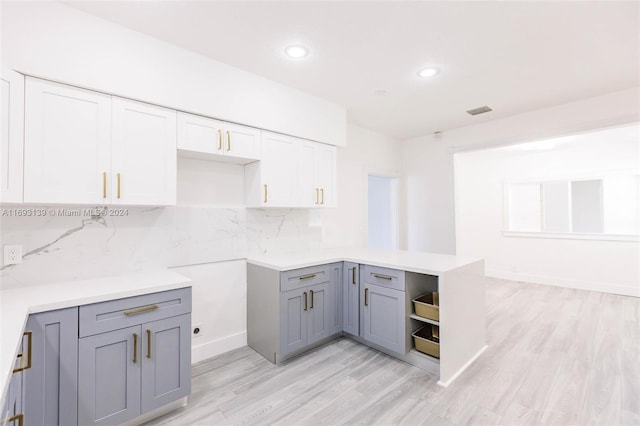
[[439, 259, 487, 386], [247, 264, 281, 363]]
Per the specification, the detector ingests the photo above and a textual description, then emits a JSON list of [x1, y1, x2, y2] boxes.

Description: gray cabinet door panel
[[141, 314, 191, 413], [24, 307, 78, 426], [280, 288, 308, 356], [329, 263, 342, 334], [363, 284, 405, 354], [342, 262, 359, 336], [78, 325, 141, 426], [307, 283, 332, 345]]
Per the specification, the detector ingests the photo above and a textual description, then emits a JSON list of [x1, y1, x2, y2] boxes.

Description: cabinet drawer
[[363, 265, 405, 292], [79, 287, 192, 337], [280, 264, 333, 292]]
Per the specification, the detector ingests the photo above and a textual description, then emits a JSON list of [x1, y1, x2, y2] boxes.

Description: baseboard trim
[[192, 332, 247, 364], [437, 345, 488, 388], [487, 269, 639, 297]]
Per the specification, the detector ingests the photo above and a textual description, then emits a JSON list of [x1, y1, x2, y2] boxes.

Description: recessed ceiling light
[[418, 67, 440, 78], [285, 45, 309, 59]]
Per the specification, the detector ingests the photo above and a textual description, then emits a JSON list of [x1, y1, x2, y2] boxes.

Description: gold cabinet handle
[[226, 131, 231, 151], [315, 188, 319, 205], [364, 288, 369, 306], [218, 129, 222, 151], [263, 184, 268, 203], [4, 414, 24, 426], [303, 292, 308, 311], [310, 290, 314, 309], [13, 331, 32, 373], [374, 274, 392, 280], [146, 329, 151, 359], [124, 304, 158, 316], [299, 274, 316, 280], [321, 188, 325, 205], [102, 172, 107, 198], [117, 173, 121, 199], [133, 333, 138, 364], [352, 267, 356, 285]]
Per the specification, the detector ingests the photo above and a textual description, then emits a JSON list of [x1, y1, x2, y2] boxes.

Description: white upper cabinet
[[177, 112, 260, 164], [24, 78, 111, 204], [24, 78, 176, 205], [299, 141, 337, 208], [245, 132, 299, 207], [1, 68, 25, 203], [111, 98, 176, 206]]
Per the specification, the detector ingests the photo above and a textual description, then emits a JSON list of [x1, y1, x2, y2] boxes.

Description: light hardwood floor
[[145, 278, 640, 425]]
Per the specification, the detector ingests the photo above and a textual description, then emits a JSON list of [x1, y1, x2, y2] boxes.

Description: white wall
[[401, 87, 640, 254], [454, 126, 639, 296], [0, 1, 346, 146]]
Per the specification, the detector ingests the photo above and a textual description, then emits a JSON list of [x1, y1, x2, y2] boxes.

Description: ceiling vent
[[466, 106, 493, 116]]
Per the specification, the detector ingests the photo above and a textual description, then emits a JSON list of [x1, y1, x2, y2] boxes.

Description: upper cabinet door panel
[[177, 112, 222, 155], [223, 122, 260, 161], [1, 68, 24, 203], [24, 78, 111, 204], [111, 98, 176, 206], [261, 132, 299, 207], [315, 144, 336, 207], [299, 142, 316, 207]]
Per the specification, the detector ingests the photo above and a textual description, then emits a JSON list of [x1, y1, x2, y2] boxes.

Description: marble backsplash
[[0, 206, 330, 289]]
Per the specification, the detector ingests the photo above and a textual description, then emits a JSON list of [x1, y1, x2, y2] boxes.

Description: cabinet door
[[307, 282, 333, 345], [141, 314, 191, 413], [78, 326, 141, 426], [111, 98, 176, 205], [261, 132, 299, 206], [1, 68, 24, 203], [24, 78, 111, 204], [299, 142, 317, 207], [223, 123, 260, 161], [3, 341, 24, 425], [23, 308, 78, 426], [279, 288, 308, 356], [362, 284, 405, 354], [177, 112, 223, 155], [343, 262, 359, 336], [314, 143, 336, 207]]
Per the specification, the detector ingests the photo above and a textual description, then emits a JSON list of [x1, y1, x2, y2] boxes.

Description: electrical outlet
[[4, 245, 22, 265], [192, 323, 203, 339]]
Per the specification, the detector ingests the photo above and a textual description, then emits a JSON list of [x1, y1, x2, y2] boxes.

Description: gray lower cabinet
[[2, 340, 23, 426], [78, 288, 192, 426], [342, 262, 359, 336], [23, 308, 78, 426], [362, 283, 406, 354]]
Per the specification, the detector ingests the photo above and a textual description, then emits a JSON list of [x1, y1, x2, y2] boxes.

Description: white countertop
[[247, 248, 482, 275], [0, 269, 191, 403]]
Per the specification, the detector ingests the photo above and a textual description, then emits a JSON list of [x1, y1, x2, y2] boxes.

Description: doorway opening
[[367, 174, 399, 250]]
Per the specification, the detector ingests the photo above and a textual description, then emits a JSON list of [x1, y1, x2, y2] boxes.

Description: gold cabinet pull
[[4, 414, 24, 426], [218, 129, 222, 151], [102, 172, 107, 198], [146, 329, 151, 359], [310, 290, 314, 309], [133, 333, 138, 363], [12, 331, 32, 373], [352, 267, 356, 285], [299, 274, 316, 280], [374, 274, 392, 280], [364, 288, 369, 306], [320, 188, 325, 204], [303, 292, 308, 311], [263, 184, 268, 203], [124, 304, 158, 316], [315, 188, 319, 205], [117, 173, 121, 199], [226, 131, 231, 151]]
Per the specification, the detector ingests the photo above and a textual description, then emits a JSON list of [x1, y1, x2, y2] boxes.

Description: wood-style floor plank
[[144, 278, 639, 425]]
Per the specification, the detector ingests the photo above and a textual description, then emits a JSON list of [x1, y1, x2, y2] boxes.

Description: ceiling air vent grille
[[466, 106, 493, 116]]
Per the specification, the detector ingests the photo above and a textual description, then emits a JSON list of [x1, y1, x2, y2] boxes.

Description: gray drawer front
[[280, 264, 337, 292], [79, 287, 192, 337], [363, 265, 405, 291]]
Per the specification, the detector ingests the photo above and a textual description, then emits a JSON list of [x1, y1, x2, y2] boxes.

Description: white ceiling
[[65, 1, 639, 140]]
